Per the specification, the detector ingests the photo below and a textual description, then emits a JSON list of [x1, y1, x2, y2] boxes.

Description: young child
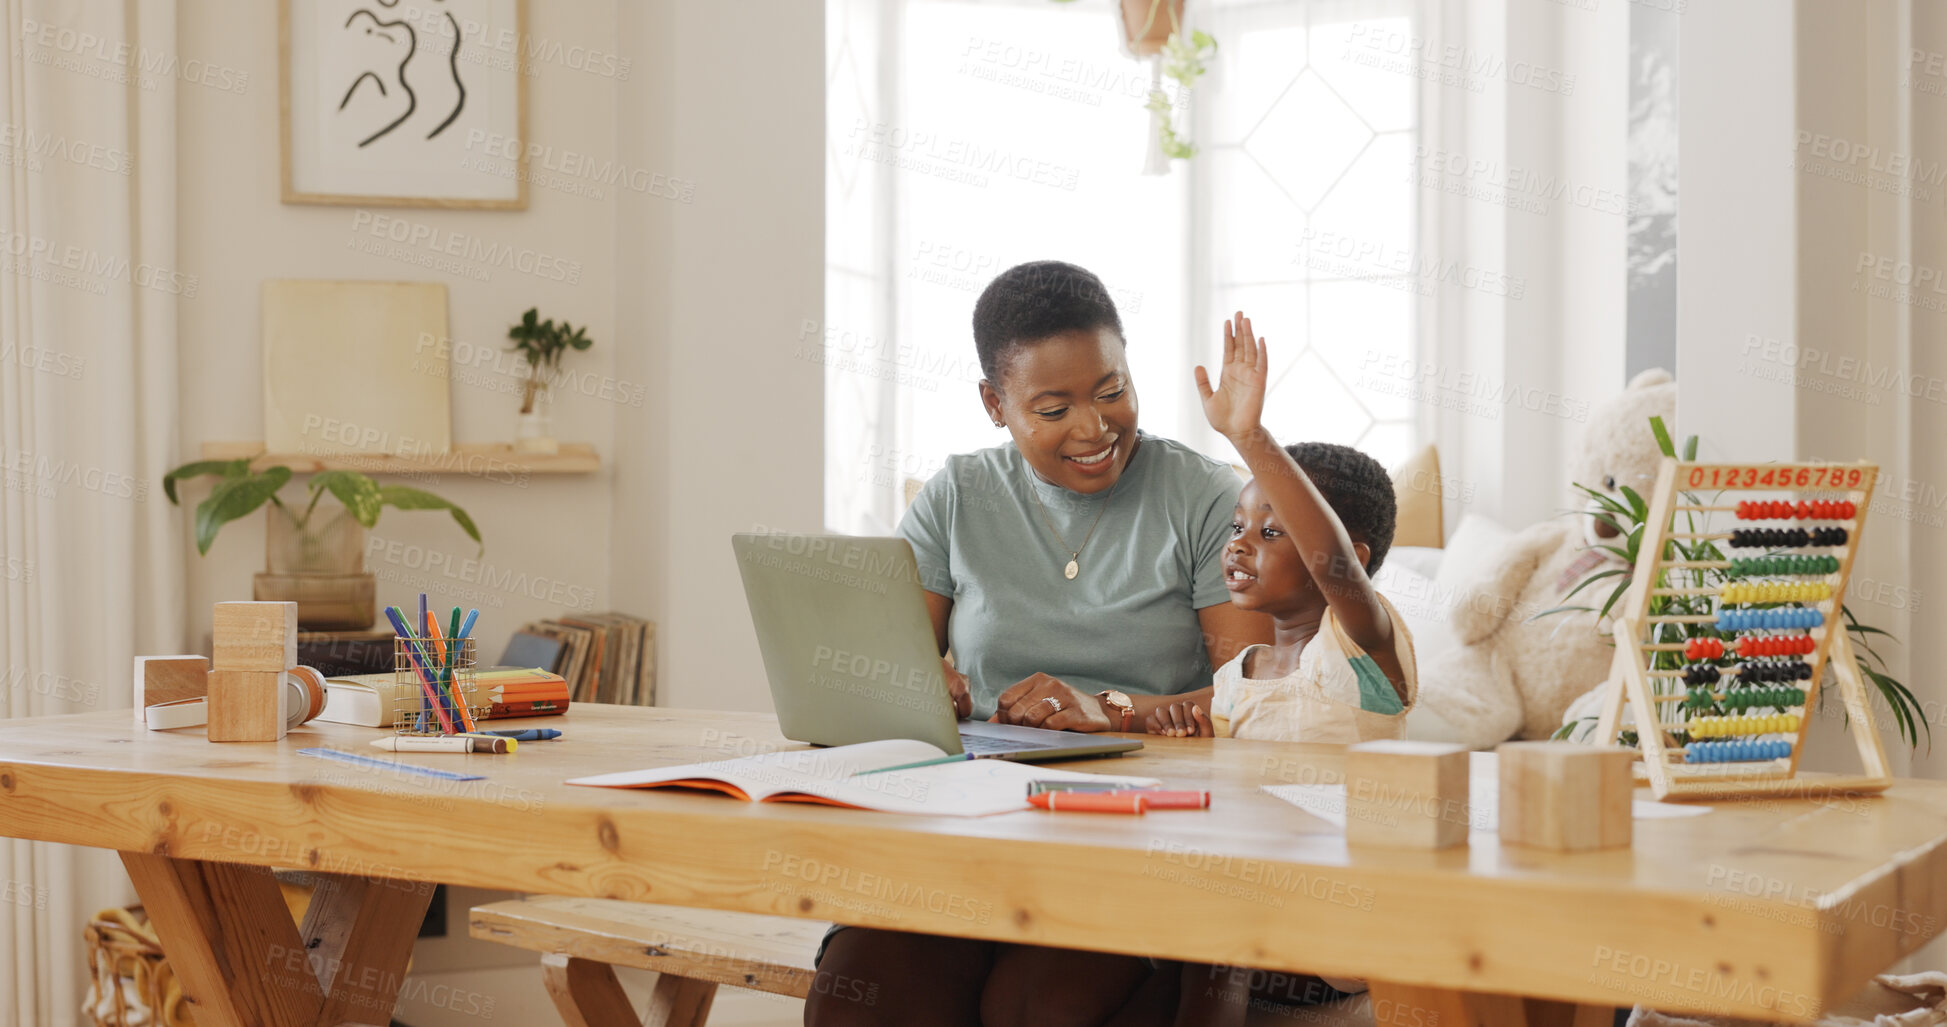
[[1147, 312, 1415, 743], [1140, 313, 1413, 1027]]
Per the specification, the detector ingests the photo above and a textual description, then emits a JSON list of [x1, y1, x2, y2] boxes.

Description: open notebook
[[567, 739, 1158, 817]]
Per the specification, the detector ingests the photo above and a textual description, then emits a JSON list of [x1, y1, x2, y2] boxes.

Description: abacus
[[1589, 460, 1891, 800]]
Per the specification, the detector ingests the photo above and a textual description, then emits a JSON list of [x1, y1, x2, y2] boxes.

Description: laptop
[[731, 533, 1142, 762]]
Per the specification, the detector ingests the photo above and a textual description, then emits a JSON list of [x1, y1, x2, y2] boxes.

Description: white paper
[[1263, 751, 1710, 832], [568, 739, 1160, 817]]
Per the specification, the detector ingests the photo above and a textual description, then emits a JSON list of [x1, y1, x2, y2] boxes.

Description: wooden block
[[133, 655, 210, 724], [1345, 740, 1470, 849], [1497, 742, 1634, 852], [212, 601, 297, 672], [207, 669, 287, 742]]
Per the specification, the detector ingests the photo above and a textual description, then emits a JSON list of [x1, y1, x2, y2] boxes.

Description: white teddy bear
[[1411, 369, 1677, 747]]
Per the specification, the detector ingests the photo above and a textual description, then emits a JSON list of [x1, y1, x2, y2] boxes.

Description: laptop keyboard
[[959, 733, 1057, 755]]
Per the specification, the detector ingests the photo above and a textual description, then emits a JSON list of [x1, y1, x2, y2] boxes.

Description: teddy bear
[[1410, 368, 1677, 747]]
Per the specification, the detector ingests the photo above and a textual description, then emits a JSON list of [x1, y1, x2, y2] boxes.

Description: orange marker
[[1028, 792, 1147, 814], [1124, 790, 1210, 810]]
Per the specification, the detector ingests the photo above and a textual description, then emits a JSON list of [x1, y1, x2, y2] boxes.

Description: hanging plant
[[1055, 0, 1219, 170], [1543, 416, 1927, 750]]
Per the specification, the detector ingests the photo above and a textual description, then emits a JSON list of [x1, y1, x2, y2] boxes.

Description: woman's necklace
[[1026, 468, 1120, 581]]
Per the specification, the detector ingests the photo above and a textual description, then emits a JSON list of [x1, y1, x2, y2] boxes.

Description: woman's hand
[[990, 673, 1112, 732], [943, 658, 973, 720], [1146, 701, 1213, 738], [1195, 312, 1269, 442]]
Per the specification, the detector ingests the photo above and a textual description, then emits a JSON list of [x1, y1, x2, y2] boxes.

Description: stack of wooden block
[[207, 601, 297, 742]]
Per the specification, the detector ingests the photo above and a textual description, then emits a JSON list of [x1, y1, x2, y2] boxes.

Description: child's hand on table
[[1147, 700, 1213, 738]]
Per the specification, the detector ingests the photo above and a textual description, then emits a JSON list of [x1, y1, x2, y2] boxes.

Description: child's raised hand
[[1195, 312, 1269, 441], [1146, 700, 1213, 738]]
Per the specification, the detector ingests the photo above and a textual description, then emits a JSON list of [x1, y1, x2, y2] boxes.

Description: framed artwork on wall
[[281, 0, 528, 208]]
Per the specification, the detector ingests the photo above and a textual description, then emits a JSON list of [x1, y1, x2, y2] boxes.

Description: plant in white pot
[[507, 307, 593, 455], [162, 463, 481, 630]]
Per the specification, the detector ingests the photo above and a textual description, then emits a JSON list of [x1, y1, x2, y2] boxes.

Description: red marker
[[1028, 791, 1148, 814]]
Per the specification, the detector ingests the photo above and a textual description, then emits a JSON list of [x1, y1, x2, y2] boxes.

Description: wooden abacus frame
[[1590, 459, 1892, 800]]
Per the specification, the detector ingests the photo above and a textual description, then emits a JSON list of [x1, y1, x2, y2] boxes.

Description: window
[[826, 0, 1430, 535]]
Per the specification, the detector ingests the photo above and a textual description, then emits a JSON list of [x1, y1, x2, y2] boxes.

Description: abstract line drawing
[[426, 10, 467, 139], [341, 9, 416, 147], [285, 0, 525, 207]]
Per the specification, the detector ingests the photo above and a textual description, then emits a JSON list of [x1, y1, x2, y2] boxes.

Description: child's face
[[1223, 478, 1370, 617], [979, 327, 1139, 495], [1222, 479, 1310, 613]]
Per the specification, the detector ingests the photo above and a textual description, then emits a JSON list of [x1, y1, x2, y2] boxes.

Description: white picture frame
[[281, 0, 528, 209]]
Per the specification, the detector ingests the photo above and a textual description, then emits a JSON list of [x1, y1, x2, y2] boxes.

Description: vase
[[1117, 0, 1183, 57], [515, 383, 559, 455], [255, 502, 376, 630]]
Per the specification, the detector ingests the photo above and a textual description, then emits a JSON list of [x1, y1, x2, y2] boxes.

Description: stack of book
[[478, 666, 571, 719], [508, 613, 655, 705]]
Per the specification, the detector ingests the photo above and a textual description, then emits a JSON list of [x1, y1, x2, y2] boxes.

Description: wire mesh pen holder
[[392, 635, 486, 736]]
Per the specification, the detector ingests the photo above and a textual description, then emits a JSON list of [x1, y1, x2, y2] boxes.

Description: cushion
[[1432, 514, 1516, 599], [1389, 444, 1445, 548], [1383, 545, 1443, 580]]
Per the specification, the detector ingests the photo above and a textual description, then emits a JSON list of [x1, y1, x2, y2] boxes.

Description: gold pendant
[[1064, 559, 1079, 580]]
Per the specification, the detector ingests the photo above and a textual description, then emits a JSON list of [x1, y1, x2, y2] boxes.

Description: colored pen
[[1120, 791, 1210, 809], [372, 734, 513, 754], [1025, 783, 1209, 807], [426, 610, 474, 732], [1027, 791, 1148, 814], [852, 753, 973, 776], [480, 728, 561, 741], [385, 606, 455, 734], [1028, 780, 1143, 795]]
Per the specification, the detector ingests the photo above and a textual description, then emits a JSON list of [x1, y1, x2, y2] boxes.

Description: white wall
[[176, 0, 823, 710], [611, 1, 826, 711], [1438, 0, 1628, 531]]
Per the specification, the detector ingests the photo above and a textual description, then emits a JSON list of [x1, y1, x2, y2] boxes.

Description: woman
[[805, 262, 1272, 1027]]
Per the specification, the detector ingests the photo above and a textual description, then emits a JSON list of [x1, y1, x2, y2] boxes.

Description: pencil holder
[[392, 635, 485, 736]]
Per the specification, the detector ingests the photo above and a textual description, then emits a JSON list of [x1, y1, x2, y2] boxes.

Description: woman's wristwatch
[[1096, 690, 1135, 732]]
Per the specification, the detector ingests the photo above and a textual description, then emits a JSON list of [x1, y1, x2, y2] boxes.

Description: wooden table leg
[[121, 852, 435, 1027], [295, 872, 436, 1026], [120, 852, 324, 1027], [540, 954, 719, 1027], [1368, 982, 1616, 1027]]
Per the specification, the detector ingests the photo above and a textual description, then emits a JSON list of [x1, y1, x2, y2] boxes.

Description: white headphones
[[144, 667, 328, 731]]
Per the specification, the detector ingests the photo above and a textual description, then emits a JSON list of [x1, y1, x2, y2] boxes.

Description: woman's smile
[[1063, 439, 1119, 474]]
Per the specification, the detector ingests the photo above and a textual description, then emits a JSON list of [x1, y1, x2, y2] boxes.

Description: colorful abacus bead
[[1681, 663, 1721, 686], [1809, 526, 1849, 547], [1684, 636, 1725, 661]]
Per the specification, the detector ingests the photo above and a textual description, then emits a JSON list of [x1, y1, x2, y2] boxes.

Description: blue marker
[[480, 728, 561, 741]]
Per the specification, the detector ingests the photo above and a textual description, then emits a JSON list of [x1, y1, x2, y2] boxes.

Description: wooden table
[[1, 706, 1942, 1026]]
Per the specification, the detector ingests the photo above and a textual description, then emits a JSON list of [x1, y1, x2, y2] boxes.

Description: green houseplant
[[506, 307, 593, 455], [163, 461, 481, 629], [1052, 0, 1217, 168], [1545, 417, 1927, 750]]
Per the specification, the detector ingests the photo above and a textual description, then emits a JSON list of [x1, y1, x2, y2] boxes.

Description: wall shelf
[[199, 442, 600, 476]]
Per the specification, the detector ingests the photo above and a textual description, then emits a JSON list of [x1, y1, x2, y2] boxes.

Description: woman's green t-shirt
[[897, 432, 1241, 720]]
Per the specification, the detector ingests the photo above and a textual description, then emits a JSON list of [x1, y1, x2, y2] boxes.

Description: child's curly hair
[[1284, 442, 1397, 574]]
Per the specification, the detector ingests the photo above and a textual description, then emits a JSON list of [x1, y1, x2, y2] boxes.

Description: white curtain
[[1, 0, 182, 1022]]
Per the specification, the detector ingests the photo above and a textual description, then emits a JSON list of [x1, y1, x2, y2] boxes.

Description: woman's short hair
[[971, 261, 1124, 383], [1285, 441, 1397, 574]]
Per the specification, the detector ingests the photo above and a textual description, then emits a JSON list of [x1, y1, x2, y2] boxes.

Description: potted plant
[[1058, 0, 1217, 170], [162, 462, 481, 630], [1546, 417, 1927, 750], [506, 307, 593, 455]]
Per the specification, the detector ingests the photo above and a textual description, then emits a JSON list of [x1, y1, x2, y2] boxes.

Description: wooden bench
[[472, 896, 1392, 1027], [469, 896, 826, 1027]]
